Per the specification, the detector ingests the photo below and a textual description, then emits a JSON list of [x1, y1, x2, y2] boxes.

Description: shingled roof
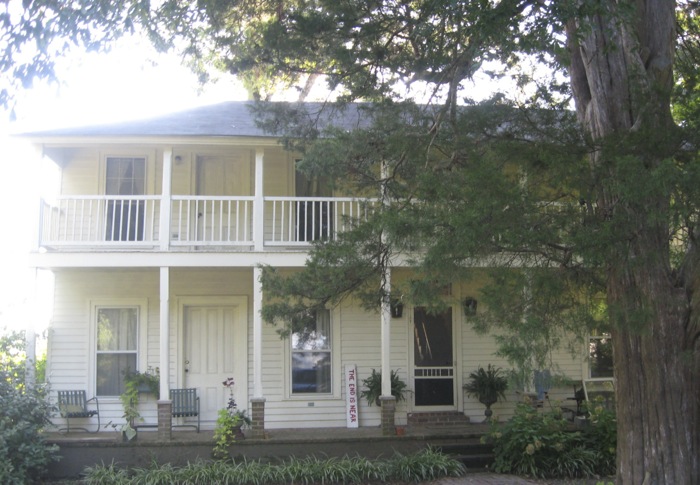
[[20, 101, 372, 138]]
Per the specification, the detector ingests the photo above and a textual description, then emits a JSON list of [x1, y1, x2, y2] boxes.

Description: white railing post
[[254, 149, 264, 251], [160, 149, 173, 251]]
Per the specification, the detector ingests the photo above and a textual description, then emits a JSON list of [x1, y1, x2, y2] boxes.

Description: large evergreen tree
[[2, 1, 698, 483]]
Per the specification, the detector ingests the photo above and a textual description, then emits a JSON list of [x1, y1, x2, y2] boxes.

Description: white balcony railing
[[170, 196, 255, 246], [40, 196, 160, 247], [38, 195, 374, 250], [265, 197, 375, 246]]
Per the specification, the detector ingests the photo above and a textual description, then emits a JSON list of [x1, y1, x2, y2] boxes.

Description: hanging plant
[[119, 367, 160, 439]]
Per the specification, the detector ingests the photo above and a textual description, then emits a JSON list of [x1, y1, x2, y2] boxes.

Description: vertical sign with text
[[345, 364, 359, 428]]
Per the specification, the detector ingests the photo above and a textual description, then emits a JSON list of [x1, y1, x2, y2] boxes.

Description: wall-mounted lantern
[[390, 299, 404, 318], [463, 297, 478, 316]]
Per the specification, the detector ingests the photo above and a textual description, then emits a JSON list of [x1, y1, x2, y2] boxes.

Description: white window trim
[[284, 307, 341, 400], [88, 298, 148, 399], [98, 150, 156, 195], [585, 332, 614, 380]]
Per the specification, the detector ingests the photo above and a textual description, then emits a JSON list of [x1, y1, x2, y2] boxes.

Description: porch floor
[[46, 422, 492, 444]]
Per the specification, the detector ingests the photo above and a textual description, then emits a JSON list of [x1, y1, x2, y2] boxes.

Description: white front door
[[184, 304, 246, 425]]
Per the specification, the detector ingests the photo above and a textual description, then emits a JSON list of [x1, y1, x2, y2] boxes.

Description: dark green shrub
[[580, 396, 617, 476], [0, 333, 59, 485], [486, 401, 614, 479], [83, 448, 465, 484]]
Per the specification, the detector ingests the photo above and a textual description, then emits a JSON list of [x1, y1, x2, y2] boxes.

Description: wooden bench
[[57, 390, 100, 433], [170, 388, 200, 432]]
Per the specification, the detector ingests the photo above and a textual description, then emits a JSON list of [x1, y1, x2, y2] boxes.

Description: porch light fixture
[[390, 299, 404, 318], [463, 297, 478, 317]]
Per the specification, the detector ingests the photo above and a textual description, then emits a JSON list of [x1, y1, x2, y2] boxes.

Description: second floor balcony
[[38, 195, 374, 251]]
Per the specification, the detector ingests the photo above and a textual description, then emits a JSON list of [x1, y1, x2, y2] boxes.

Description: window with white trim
[[95, 307, 139, 396], [105, 156, 146, 241], [588, 332, 613, 378], [106, 157, 146, 196], [291, 309, 332, 394]]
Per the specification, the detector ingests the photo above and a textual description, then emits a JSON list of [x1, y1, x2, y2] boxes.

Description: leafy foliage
[[0, 331, 58, 484], [580, 397, 617, 476], [359, 368, 410, 406], [83, 447, 464, 484], [0, 0, 153, 113], [213, 377, 252, 459], [485, 401, 616, 479], [463, 364, 508, 405], [212, 409, 247, 460], [0, 330, 28, 388], [116, 367, 160, 439]]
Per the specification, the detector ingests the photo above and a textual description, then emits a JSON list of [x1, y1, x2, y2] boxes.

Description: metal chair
[[57, 390, 100, 433], [170, 388, 200, 432]]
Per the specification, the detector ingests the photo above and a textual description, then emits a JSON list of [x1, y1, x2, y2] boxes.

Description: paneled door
[[184, 306, 239, 424], [195, 155, 250, 244], [412, 307, 456, 408]]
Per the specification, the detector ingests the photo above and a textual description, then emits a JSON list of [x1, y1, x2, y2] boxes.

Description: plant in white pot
[[463, 364, 508, 421]]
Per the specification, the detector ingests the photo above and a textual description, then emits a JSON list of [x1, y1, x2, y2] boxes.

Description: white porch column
[[380, 266, 392, 397], [159, 148, 173, 251], [159, 267, 170, 398], [253, 266, 264, 398], [32, 147, 47, 252], [379, 160, 393, 398], [253, 149, 264, 251]]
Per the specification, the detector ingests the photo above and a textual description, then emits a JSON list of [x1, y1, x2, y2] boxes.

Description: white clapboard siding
[[47, 264, 591, 431], [48, 269, 159, 429]]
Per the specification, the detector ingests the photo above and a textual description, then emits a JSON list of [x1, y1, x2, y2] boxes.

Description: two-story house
[[22, 101, 605, 437]]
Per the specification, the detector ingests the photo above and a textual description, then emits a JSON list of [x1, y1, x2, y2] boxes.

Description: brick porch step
[[432, 439, 495, 470], [407, 411, 471, 427]]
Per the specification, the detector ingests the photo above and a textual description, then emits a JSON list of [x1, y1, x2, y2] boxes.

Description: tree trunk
[[567, 1, 699, 483]]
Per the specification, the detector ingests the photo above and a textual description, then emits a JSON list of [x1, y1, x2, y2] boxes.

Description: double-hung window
[[588, 332, 613, 378], [95, 307, 138, 396], [105, 156, 146, 241], [291, 309, 332, 394]]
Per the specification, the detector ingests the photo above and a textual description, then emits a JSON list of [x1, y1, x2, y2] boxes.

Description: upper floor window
[[588, 332, 613, 378], [291, 309, 332, 394], [106, 157, 145, 196], [96, 307, 138, 396], [105, 157, 146, 241]]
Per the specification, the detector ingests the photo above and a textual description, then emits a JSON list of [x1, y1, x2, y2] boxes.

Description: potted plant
[[124, 367, 161, 396], [119, 367, 160, 440], [213, 377, 251, 459], [463, 364, 508, 421], [360, 369, 410, 406]]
